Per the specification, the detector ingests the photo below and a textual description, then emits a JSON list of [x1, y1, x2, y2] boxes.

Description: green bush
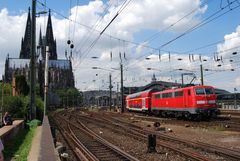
[[36, 97, 44, 120], [2, 95, 44, 120], [27, 119, 41, 128], [3, 96, 24, 118]]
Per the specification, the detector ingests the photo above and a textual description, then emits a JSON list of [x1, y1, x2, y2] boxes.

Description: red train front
[[126, 85, 219, 119]]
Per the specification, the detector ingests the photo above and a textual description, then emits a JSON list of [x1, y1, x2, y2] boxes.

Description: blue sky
[[0, 0, 240, 92]]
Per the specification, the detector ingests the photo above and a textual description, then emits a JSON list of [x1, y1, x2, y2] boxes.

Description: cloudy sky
[[0, 0, 240, 92]]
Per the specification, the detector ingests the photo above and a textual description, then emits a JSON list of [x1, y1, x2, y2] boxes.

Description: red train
[[126, 85, 219, 119]]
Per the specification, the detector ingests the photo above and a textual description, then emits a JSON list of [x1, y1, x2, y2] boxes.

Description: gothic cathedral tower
[[39, 10, 57, 60], [19, 8, 31, 59]]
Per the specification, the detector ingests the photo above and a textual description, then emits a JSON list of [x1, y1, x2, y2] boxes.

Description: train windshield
[[205, 88, 214, 95], [195, 88, 214, 95]]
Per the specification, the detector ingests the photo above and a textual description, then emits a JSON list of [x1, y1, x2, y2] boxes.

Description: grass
[[208, 125, 225, 131], [3, 120, 40, 161], [88, 107, 100, 112]]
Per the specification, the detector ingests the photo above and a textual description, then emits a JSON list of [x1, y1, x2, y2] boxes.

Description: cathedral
[[4, 8, 75, 96]]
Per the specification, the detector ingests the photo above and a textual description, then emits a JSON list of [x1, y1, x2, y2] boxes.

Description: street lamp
[[92, 66, 113, 71], [204, 68, 235, 72], [146, 67, 161, 72]]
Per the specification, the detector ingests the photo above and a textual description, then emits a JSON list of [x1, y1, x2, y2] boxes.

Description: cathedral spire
[[19, 7, 31, 59], [45, 9, 57, 59]]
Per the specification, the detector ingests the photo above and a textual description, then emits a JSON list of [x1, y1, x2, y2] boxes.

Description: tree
[[56, 88, 82, 107], [4, 96, 24, 118], [16, 75, 29, 96]]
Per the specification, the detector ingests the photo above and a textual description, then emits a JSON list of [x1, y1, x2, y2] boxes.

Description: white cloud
[[217, 25, 240, 57], [0, 0, 218, 92], [0, 8, 26, 59], [235, 77, 240, 87]]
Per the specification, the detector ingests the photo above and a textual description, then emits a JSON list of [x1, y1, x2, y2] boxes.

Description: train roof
[[126, 88, 159, 99], [152, 85, 215, 94]]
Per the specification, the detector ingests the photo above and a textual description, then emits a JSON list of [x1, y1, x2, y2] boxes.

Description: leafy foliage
[[56, 87, 82, 107], [3, 96, 24, 118], [36, 96, 44, 120], [15, 75, 29, 96]]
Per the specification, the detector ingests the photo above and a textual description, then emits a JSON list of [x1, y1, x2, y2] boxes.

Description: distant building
[[123, 74, 181, 95], [4, 8, 74, 98]]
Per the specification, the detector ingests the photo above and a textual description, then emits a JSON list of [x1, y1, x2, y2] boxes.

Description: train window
[[195, 88, 205, 95], [175, 91, 183, 97], [162, 93, 168, 98], [162, 92, 172, 98], [188, 90, 191, 96], [154, 94, 161, 99], [205, 88, 214, 95]]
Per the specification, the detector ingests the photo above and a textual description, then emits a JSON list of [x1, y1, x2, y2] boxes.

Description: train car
[[126, 89, 158, 112], [151, 85, 219, 119]]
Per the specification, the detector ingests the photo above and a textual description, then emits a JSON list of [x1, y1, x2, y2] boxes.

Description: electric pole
[[117, 83, 119, 108], [120, 63, 124, 113], [200, 64, 204, 85], [1, 75, 4, 125], [44, 46, 49, 116], [181, 73, 184, 87], [30, 0, 36, 120], [109, 73, 112, 111]]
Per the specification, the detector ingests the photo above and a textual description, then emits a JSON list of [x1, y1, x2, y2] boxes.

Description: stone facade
[[4, 9, 74, 95]]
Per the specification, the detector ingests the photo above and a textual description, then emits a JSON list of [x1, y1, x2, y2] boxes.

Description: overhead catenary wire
[[75, 0, 132, 65], [72, 0, 79, 44], [75, 0, 115, 55], [125, 0, 240, 70], [34, 0, 239, 90], [36, 0, 239, 63], [157, 0, 240, 49], [68, 0, 72, 41], [34, 0, 195, 60], [142, 0, 212, 43]]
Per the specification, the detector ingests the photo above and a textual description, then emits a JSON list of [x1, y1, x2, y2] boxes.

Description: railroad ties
[[54, 113, 139, 161], [53, 110, 240, 161]]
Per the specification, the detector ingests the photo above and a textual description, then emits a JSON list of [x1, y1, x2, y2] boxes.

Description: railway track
[[124, 112, 240, 132], [78, 111, 240, 161], [54, 114, 139, 161], [109, 114, 240, 161], [114, 115, 240, 161], [75, 113, 214, 161]]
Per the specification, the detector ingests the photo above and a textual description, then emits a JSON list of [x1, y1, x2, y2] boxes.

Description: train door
[[184, 89, 191, 108], [142, 98, 146, 110]]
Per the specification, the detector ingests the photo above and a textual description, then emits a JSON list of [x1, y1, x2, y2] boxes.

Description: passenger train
[[126, 85, 219, 119]]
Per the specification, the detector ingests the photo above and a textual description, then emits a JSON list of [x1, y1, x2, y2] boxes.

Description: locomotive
[[126, 85, 219, 119]]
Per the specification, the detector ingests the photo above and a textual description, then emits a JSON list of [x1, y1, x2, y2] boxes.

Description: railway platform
[[28, 116, 60, 161]]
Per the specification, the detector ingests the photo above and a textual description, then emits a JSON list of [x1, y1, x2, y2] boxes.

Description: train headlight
[[196, 100, 205, 104]]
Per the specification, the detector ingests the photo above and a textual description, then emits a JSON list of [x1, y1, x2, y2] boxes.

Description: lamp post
[[30, 0, 36, 120], [1, 75, 4, 126], [30, 0, 47, 120], [200, 64, 203, 85], [120, 63, 124, 113], [109, 73, 113, 111], [234, 88, 237, 109], [44, 46, 49, 116]]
